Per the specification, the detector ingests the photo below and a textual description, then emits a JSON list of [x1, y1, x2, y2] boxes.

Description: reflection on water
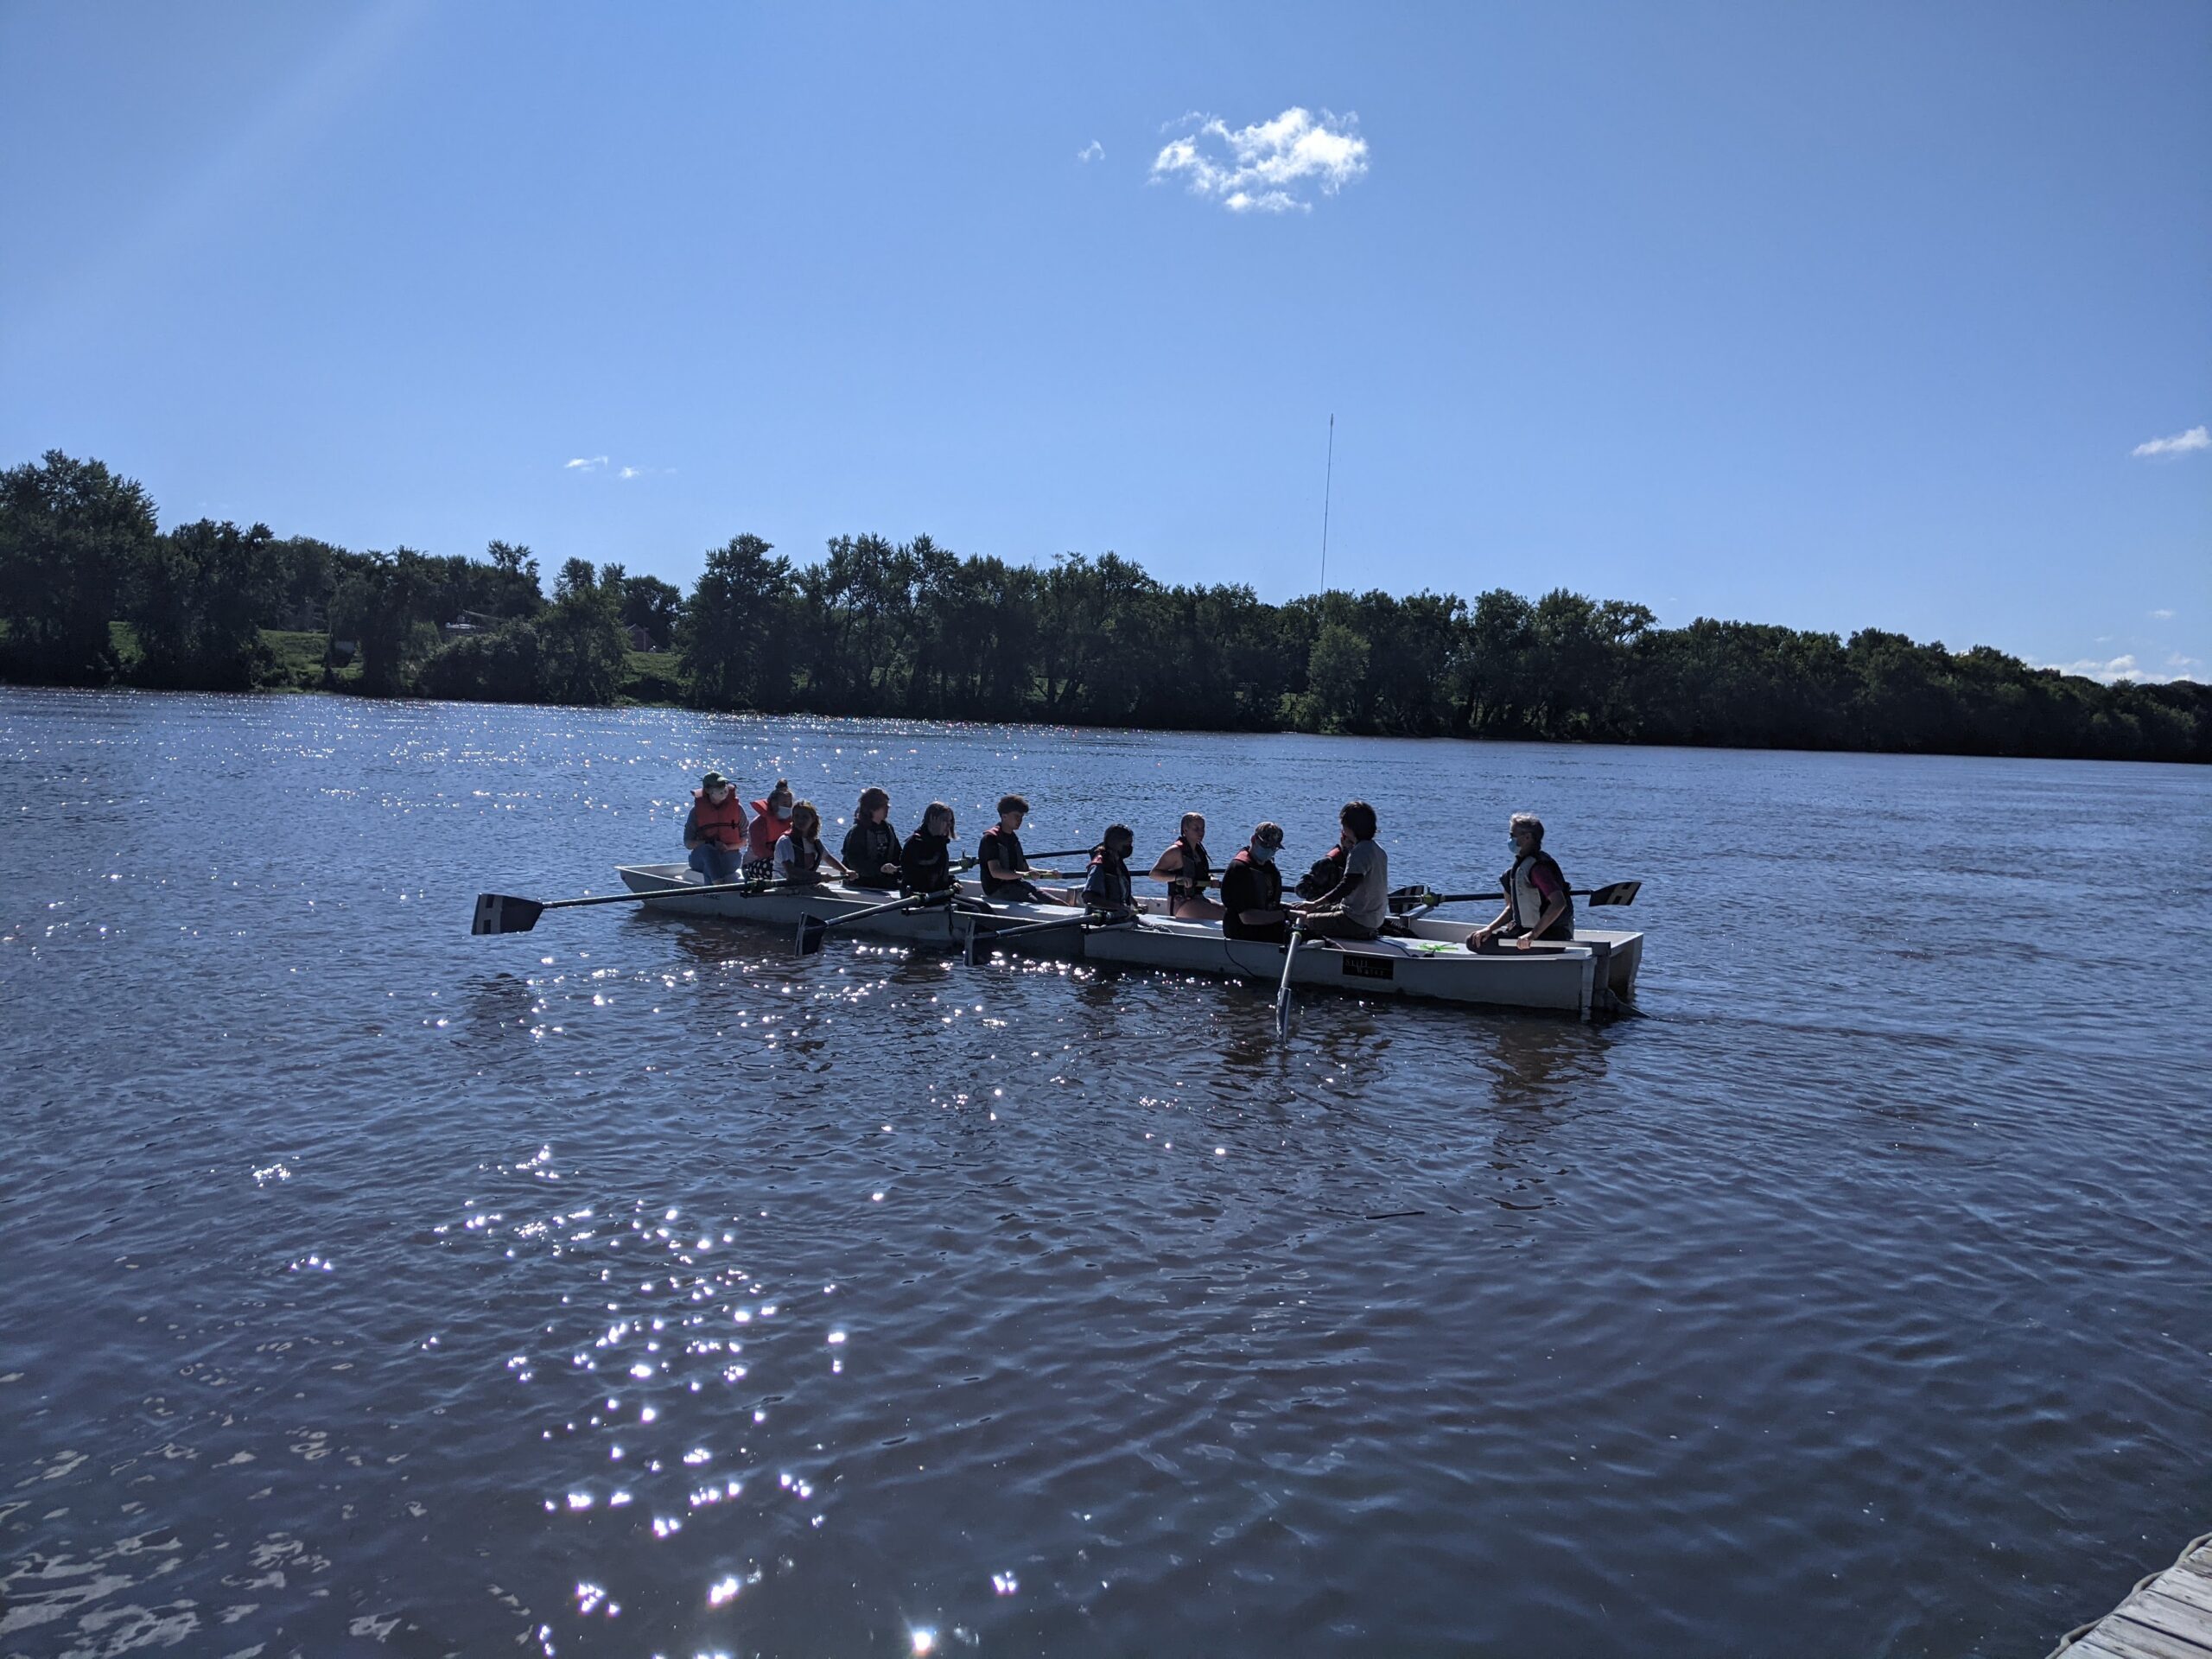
[[1, 688, 2208, 1656]]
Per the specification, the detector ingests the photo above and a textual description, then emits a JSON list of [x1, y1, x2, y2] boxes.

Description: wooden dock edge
[[2045, 1530, 2212, 1659]]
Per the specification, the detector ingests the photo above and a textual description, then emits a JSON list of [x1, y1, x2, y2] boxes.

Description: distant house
[[626, 624, 659, 652], [442, 609, 502, 641]]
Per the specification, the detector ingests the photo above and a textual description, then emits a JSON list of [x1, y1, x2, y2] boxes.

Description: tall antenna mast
[[1319, 413, 1335, 594]]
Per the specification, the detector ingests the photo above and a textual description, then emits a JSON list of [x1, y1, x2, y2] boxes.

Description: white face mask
[[774, 804, 793, 821]]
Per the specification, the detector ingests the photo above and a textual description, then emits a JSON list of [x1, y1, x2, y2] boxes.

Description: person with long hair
[[772, 799, 849, 887], [840, 786, 902, 890]]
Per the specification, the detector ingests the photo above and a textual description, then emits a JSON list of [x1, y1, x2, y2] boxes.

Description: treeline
[[2, 449, 2205, 763]]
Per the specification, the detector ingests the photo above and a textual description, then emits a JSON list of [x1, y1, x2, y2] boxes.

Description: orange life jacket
[[747, 801, 791, 861], [692, 788, 747, 848]]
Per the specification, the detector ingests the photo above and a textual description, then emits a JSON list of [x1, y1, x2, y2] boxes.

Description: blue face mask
[[1250, 844, 1277, 865], [1509, 838, 1524, 858]]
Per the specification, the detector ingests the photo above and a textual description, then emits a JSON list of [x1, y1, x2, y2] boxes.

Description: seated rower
[[1299, 800, 1389, 941], [978, 794, 1070, 906], [1150, 812, 1223, 920], [1083, 824, 1139, 921], [902, 802, 960, 897], [772, 800, 849, 887], [743, 779, 795, 884], [1294, 839, 1344, 901], [840, 786, 903, 891], [1219, 821, 1291, 944], [683, 770, 749, 886], [1469, 813, 1574, 950]]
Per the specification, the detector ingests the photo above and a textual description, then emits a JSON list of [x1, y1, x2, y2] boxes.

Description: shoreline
[[3, 675, 2205, 767]]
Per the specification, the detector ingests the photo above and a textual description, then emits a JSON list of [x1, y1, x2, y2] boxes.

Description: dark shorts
[[986, 880, 1054, 906]]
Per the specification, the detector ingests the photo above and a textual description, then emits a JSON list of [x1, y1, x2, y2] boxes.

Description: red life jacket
[[692, 788, 747, 849], [747, 801, 791, 861]]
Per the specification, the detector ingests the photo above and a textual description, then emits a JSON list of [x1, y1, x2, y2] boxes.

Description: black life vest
[[782, 834, 824, 882], [1085, 851, 1133, 912], [844, 818, 900, 884], [1167, 838, 1211, 910], [1501, 850, 1573, 938], [1295, 844, 1344, 901], [903, 830, 951, 894], [1220, 849, 1283, 939], [978, 827, 1027, 896]]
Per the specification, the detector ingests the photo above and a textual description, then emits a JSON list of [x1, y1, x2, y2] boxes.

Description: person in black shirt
[[1220, 821, 1292, 943], [901, 801, 958, 896], [977, 794, 1069, 906], [840, 786, 903, 890]]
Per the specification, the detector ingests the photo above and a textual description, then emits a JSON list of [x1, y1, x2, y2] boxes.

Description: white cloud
[[2132, 424, 2209, 459], [1077, 139, 1103, 163], [2038, 652, 2205, 684], [1150, 105, 1369, 214], [2043, 653, 2153, 683], [564, 455, 608, 473], [2150, 607, 2176, 620]]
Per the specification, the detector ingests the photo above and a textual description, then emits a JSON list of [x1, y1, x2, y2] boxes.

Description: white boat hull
[[613, 864, 1643, 1018]]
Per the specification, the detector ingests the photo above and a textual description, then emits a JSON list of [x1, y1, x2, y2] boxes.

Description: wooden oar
[[1274, 919, 1305, 1039], [795, 889, 952, 956], [961, 908, 1134, 966], [473, 875, 819, 936]]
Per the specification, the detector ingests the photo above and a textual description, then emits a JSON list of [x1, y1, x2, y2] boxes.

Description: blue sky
[[3, 1, 2206, 681]]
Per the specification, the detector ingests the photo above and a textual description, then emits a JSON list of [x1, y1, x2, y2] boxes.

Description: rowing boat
[[613, 864, 1643, 1018]]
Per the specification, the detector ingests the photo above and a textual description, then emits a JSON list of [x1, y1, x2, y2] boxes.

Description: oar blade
[[473, 893, 544, 935], [1586, 880, 1641, 907], [795, 915, 829, 957]]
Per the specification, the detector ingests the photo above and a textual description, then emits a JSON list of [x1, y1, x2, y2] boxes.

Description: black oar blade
[[1587, 880, 1641, 907], [795, 915, 830, 957], [473, 893, 544, 935]]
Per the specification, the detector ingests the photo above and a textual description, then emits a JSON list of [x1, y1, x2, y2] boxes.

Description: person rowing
[[840, 786, 902, 891], [772, 799, 849, 887], [1469, 812, 1574, 950], [1083, 823, 1139, 921], [683, 770, 749, 886], [1219, 821, 1291, 944], [743, 779, 796, 883], [1298, 800, 1389, 942], [977, 794, 1069, 906], [901, 801, 960, 897], [1149, 811, 1222, 919]]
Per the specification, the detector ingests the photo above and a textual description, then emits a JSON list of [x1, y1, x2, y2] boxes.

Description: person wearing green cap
[[683, 771, 750, 886]]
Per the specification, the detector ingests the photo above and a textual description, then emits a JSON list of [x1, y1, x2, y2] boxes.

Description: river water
[[1, 688, 2207, 1658]]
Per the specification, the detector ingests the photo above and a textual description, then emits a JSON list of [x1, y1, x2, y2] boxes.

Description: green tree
[[537, 560, 627, 704], [328, 550, 441, 696], [1303, 620, 1371, 732], [681, 534, 794, 709], [127, 519, 280, 690], [0, 450, 159, 683]]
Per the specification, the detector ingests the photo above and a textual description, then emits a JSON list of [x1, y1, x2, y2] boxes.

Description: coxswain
[[1469, 813, 1574, 950]]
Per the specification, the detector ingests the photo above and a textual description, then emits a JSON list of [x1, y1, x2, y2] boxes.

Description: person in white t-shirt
[[1298, 800, 1388, 940]]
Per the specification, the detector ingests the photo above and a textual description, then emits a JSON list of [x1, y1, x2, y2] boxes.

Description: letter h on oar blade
[[473, 893, 546, 935]]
